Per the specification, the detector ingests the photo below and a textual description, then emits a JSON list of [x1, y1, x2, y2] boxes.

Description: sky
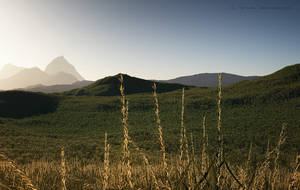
[[0, 0, 299, 80]]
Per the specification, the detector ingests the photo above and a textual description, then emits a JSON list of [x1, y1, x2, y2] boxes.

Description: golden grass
[[153, 82, 171, 189], [103, 132, 110, 190], [1, 156, 296, 190], [289, 154, 300, 189], [0, 152, 37, 190], [120, 74, 134, 189], [61, 147, 67, 190], [216, 73, 224, 186], [201, 115, 209, 177]]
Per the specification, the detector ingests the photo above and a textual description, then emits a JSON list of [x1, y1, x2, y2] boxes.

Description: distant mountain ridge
[[0, 67, 78, 90], [0, 56, 84, 90], [0, 64, 25, 79], [161, 73, 259, 87], [21, 80, 94, 93]]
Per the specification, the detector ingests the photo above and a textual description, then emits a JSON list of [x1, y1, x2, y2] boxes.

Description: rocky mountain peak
[[45, 56, 84, 81]]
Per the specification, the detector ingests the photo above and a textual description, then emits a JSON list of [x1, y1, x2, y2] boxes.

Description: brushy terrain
[[0, 64, 300, 189]]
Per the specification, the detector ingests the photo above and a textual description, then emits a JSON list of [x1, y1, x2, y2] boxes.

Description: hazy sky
[[0, 0, 299, 80]]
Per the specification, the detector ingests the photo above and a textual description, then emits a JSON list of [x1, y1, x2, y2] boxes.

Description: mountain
[[0, 67, 49, 90], [47, 72, 78, 85], [0, 67, 78, 90], [67, 74, 188, 96], [23, 80, 94, 93], [45, 56, 84, 81], [0, 56, 85, 90], [0, 64, 25, 79], [162, 73, 258, 87]]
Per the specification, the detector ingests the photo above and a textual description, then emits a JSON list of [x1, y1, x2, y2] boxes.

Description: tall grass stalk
[[190, 132, 196, 189], [120, 74, 134, 189], [153, 83, 171, 190], [217, 73, 224, 187], [179, 88, 190, 175], [103, 132, 110, 190], [217, 73, 223, 162], [201, 115, 209, 175], [61, 147, 67, 190], [190, 133, 195, 165]]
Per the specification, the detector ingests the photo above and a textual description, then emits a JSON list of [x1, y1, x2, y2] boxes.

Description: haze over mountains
[[24, 81, 94, 93], [0, 56, 274, 93], [0, 56, 85, 90], [0, 64, 25, 80]]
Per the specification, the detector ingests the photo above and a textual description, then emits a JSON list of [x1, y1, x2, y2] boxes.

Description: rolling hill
[[66, 73, 189, 96], [162, 72, 258, 87], [223, 63, 300, 105]]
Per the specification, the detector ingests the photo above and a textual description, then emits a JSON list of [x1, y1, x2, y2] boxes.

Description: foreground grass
[[0, 154, 299, 190]]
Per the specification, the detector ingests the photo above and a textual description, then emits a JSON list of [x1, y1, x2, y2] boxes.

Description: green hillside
[[0, 64, 299, 165], [223, 63, 300, 105], [66, 73, 188, 96]]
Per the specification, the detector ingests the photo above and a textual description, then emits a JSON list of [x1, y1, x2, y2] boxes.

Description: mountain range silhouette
[[0, 56, 84, 90]]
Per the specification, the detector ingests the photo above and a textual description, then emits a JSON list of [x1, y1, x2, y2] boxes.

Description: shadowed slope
[[0, 91, 59, 118]]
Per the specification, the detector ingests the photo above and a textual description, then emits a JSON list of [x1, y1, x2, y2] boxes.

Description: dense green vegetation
[[0, 64, 299, 167]]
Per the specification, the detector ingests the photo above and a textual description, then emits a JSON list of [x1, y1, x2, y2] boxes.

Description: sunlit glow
[[0, 0, 299, 81]]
